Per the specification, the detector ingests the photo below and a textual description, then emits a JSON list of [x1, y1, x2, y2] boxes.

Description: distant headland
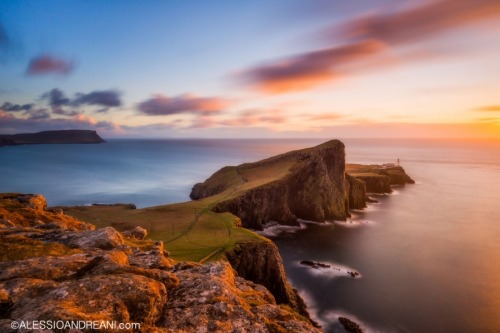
[[0, 130, 105, 147]]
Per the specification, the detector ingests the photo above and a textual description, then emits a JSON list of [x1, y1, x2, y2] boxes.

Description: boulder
[[123, 226, 148, 240]]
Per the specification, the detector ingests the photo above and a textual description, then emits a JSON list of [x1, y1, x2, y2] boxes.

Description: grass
[[60, 146, 326, 262], [62, 179, 270, 263]]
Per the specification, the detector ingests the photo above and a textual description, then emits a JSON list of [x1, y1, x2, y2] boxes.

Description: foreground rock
[[0, 194, 321, 332]]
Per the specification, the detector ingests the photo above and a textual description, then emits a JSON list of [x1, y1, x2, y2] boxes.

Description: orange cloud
[[26, 54, 74, 76], [238, 40, 386, 94], [475, 105, 500, 112], [138, 94, 229, 116], [218, 109, 286, 127], [237, 0, 500, 94], [307, 113, 344, 121], [336, 0, 500, 46]]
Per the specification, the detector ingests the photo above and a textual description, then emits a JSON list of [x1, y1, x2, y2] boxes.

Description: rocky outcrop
[[354, 174, 392, 194], [162, 261, 321, 333], [0, 130, 105, 146], [225, 241, 317, 326], [346, 174, 367, 210], [0, 194, 321, 332], [347, 165, 415, 196], [194, 140, 348, 230], [123, 225, 148, 240], [339, 317, 364, 333]]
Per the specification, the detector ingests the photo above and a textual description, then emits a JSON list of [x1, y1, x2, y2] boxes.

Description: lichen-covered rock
[[66, 226, 125, 249], [0, 193, 322, 333], [161, 261, 321, 333], [123, 225, 148, 240], [128, 241, 174, 270], [2, 274, 167, 326], [17, 194, 47, 210], [0, 193, 93, 230]]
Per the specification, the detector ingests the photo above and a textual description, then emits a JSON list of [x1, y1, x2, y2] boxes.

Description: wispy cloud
[[41, 88, 71, 107], [26, 54, 74, 76], [73, 90, 122, 110], [237, 0, 500, 94], [237, 40, 386, 93], [306, 113, 344, 121], [333, 0, 500, 46], [0, 102, 34, 112], [0, 110, 117, 134], [26, 109, 50, 120], [137, 94, 229, 116], [216, 109, 286, 127], [475, 105, 500, 112], [39, 88, 122, 115]]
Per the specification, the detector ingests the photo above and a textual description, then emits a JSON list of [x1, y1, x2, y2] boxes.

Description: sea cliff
[[191, 140, 414, 230]]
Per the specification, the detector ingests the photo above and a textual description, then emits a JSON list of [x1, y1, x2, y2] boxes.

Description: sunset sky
[[1, 0, 500, 138]]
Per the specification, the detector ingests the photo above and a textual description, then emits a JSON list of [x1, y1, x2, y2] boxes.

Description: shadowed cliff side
[[191, 140, 349, 230], [225, 242, 318, 326], [191, 141, 415, 229], [346, 164, 415, 206]]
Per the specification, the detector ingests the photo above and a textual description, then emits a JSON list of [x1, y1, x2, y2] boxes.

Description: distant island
[[0, 130, 105, 147]]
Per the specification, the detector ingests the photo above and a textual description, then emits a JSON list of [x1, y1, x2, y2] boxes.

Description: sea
[[1, 138, 500, 333]]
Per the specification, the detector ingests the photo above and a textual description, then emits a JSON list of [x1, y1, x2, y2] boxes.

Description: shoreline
[[1, 140, 414, 332]]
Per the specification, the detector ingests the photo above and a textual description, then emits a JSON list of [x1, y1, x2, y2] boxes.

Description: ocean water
[[1, 138, 500, 332]]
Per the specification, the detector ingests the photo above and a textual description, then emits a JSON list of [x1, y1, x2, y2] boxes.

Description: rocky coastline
[[0, 139, 414, 332], [0, 194, 320, 332]]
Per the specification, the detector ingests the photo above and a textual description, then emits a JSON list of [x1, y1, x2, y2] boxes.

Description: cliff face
[[193, 140, 348, 230], [0, 130, 105, 146], [225, 242, 315, 324], [0, 194, 320, 332], [346, 174, 367, 210]]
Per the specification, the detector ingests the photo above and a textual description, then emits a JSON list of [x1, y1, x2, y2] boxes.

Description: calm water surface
[[1, 138, 499, 332]]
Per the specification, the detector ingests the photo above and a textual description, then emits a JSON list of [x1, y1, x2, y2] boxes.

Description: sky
[[1, 0, 500, 139]]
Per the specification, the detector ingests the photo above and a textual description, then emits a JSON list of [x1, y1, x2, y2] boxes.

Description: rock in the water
[[339, 316, 363, 333], [300, 260, 331, 269]]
